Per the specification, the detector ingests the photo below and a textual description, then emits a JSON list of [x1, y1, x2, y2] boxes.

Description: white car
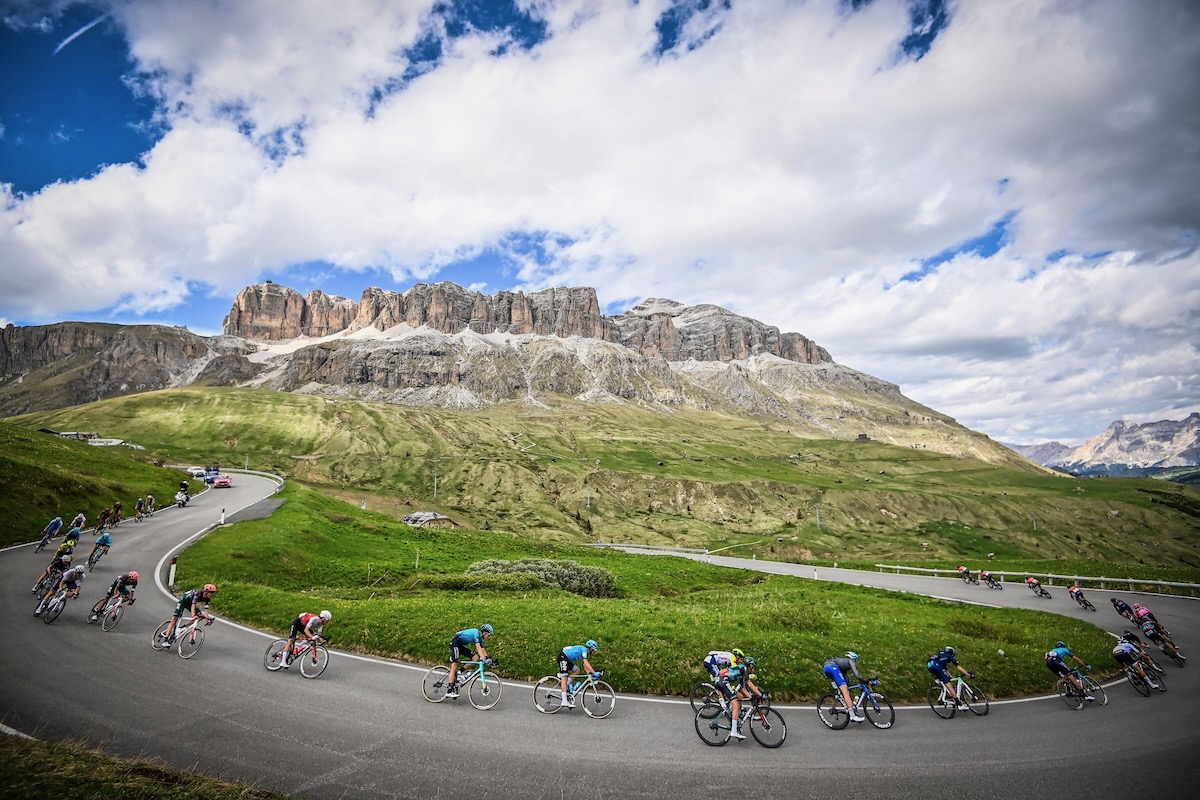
[[187, 466, 206, 478]]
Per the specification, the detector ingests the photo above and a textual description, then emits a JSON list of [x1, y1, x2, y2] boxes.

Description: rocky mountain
[[1007, 414, 1200, 475], [1, 281, 1027, 467]]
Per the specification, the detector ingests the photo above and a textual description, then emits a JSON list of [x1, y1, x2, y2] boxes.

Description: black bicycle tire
[[1081, 675, 1107, 706], [688, 681, 721, 713], [264, 639, 287, 671], [581, 681, 616, 719], [694, 705, 730, 746], [962, 682, 989, 715], [151, 621, 172, 650], [42, 595, 64, 624], [1125, 669, 1151, 697], [468, 671, 503, 710], [927, 684, 955, 718], [421, 665, 452, 703], [300, 645, 329, 678], [749, 707, 786, 748], [816, 692, 850, 730], [1057, 678, 1083, 710], [178, 626, 205, 659], [532, 676, 563, 713], [865, 692, 895, 729], [101, 602, 123, 632]]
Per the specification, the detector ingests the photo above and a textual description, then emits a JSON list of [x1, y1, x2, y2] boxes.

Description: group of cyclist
[[956, 565, 1001, 589], [1110, 597, 1185, 661]]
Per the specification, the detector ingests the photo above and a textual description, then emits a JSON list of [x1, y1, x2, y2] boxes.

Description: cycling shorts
[[1045, 658, 1070, 677], [556, 651, 578, 676], [714, 676, 740, 700], [703, 655, 728, 678], [928, 663, 953, 683], [289, 617, 308, 638], [1112, 649, 1137, 667], [449, 636, 473, 663], [823, 663, 847, 687]]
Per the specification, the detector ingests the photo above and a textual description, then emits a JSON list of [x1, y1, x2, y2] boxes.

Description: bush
[[465, 558, 618, 598]]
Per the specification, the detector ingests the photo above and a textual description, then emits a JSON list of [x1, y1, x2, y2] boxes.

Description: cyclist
[[279, 610, 333, 669], [956, 565, 971, 581], [89, 571, 138, 621], [52, 535, 77, 560], [145, 494, 156, 515], [1045, 641, 1093, 700], [111, 500, 123, 526], [1111, 637, 1160, 690], [40, 516, 64, 542], [1111, 597, 1134, 620], [134, 497, 146, 521], [716, 654, 765, 740], [927, 646, 975, 709], [702, 647, 747, 679], [95, 507, 111, 534], [162, 584, 217, 644], [556, 639, 600, 709], [32, 552, 73, 593], [35, 564, 86, 615], [979, 568, 994, 586], [445, 623, 493, 698], [1140, 618, 1184, 659], [823, 651, 871, 723], [1025, 576, 1046, 595], [87, 529, 114, 564], [70, 512, 86, 530], [1068, 584, 1090, 608]]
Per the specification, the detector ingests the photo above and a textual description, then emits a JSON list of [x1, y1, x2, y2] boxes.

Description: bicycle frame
[[456, 659, 494, 690]]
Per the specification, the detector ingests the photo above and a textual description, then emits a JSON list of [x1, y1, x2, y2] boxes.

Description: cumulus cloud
[[1, 0, 1198, 443]]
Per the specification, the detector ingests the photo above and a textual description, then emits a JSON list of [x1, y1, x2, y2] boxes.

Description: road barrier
[[874, 564, 1200, 597]]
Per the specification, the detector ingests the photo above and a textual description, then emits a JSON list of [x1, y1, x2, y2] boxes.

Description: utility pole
[[1030, 512, 1038, 531], [815, 502, 821, 529], [433, 465, 439, 499]]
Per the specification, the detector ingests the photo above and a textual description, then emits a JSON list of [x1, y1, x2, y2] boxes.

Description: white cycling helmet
[[845, 651, 860, 661], [319, 610, 332, 621]]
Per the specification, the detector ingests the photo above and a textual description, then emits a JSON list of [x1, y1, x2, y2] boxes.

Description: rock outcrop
[[222, 283, 356, 340]]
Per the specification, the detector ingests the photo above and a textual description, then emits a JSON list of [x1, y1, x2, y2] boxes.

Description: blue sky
[[1, 0, 1197, 445]]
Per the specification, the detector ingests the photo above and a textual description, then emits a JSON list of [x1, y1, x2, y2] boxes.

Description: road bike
[[1028, 582, 1052, 599], [31, 567, 63, 597], [36, 585, 77, 624], [1123, 662, 1166, 696], [152, 615, 212, 659], [34, 530, 58, 553], [421, 659, 502, 709], [927, 675, 989, 718], [982, 574, 1003, 590], [688, 680, 722, 713], [533, 671, 615, 718], [86, 545, 108, 571], [1056, 666, 1107, 710], [1071, 592, 1097, 611], [694, 694, 786, 748], [88, 592, 133, 632], [264, 636, 330, 679], [817, 679, 895, 730], [959, 571, 979, 585], [1154, 638, 1187, 667]]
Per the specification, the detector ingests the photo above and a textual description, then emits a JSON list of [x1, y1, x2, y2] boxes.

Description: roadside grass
[[0, 735, 283, 800], [0, 421, 195, 547], [14, 387, 1200, 567], [175, 484, 1117, 703]]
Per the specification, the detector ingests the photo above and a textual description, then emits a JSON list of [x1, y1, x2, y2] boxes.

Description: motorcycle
[[175, 490, 189, 508]]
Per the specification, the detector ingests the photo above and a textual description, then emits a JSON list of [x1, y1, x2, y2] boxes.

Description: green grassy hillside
[[12, 387, 1200, 566], [0, 422, 196, 546]]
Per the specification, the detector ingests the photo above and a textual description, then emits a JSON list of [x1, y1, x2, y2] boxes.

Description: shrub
[[465, 558, 618, 598]]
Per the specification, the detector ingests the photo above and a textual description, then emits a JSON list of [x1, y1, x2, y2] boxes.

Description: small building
[[402, 511, 459, 528], [855, 433, 871, 441]]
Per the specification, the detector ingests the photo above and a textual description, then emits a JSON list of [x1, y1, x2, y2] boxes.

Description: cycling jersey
[[65, 527, 81, 541], [1112, 641, 1139, 666], [704, 650, 735, 677], [561, 645, 589, 664], [94, 532, 113, 547], [823, 656, 865, 687], [174, 589, 211, 617], [1068, 586, 1080, 597], [450, 628, 486, 663], [136, 499, 145, 510], [927, 650, 958, 682], [45, 518, 63, 535], [289, 613, 325, 638], [109, 575, 137, 596], [48, 555, 71, 572], [60, 567, 86, 588], [1141, 620, 1163, 641], [54, 541, 75, 557], [70, 514, 85, 529]]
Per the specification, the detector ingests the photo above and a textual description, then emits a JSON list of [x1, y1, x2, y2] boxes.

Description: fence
[[874, 564, 1200, 597]]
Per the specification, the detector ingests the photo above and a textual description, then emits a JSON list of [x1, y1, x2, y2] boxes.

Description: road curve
[[2, 474, 1194, 799]]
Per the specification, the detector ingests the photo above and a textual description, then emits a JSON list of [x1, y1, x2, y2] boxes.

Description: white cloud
[[1, 0, 1198, 444]]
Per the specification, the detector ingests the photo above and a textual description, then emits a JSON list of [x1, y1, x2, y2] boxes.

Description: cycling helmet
[[945, 646, 955, 656], [845, 651, 860, 661], [731, 648, 746, 660], [1132, 603, 1142, 609], [1123, 630, 1136, 638], [481, 623, 494, 635], [127, 571, 139, 582], [66, 529, 80, 541], [203, 583, 217, 593], [1055, 641, 1065, 648], [744, 656, 757, 670], [585, 639, 598, 651], [60, 554, 72, 565], [320, 610, 332, 621]]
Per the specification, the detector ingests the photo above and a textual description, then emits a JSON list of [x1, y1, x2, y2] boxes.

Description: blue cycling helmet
[[481, 623, 494, 635], [1055, 641, 1065, 648], [586, 639, 598, 651], [66, 528, 81, 541], [845, 651, 859, 661]]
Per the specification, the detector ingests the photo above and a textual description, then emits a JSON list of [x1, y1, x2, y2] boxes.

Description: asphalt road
[[2, 474, 1195, 799]]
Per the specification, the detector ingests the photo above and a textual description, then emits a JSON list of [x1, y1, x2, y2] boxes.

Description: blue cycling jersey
[[928, 650, 958, 669], [95, 532, 113, 546], [1047, 646, 1072, 661], [562, 645, 589, 663], [455, 628, 483, 646]]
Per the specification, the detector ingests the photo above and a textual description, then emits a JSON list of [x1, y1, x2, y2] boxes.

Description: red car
[[212, 474, 233, 488]]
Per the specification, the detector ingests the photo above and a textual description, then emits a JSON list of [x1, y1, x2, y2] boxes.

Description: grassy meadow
[[174, 483, 1118, 703], [11, 387, 1200, 567]]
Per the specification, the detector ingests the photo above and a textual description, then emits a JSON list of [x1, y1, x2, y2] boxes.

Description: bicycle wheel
[[264, 639, 287, 671], [178, 627, 205, 659], [151, 621, 172, 650], [960, 682, 989, 715], [1151, 670, 1167, 692], [421, 666, 452, 702], [1057, 679, 1083, 710], [532, 676, 564, 713], [1125, 669, 1151, 697], [468, 671, 503, 710], [1143, 655, 1165, 674], [816, 693, 850, 730], [694, 705, 731, 746], [864, 692, 895, 729], [688, 681, 721, 713], [1081, 676, 1107, 705], [749, 707, 786, 748], [581, 680, 616, 719], [1041, 589, 1052, 598], [101, 602, 124, 632], [927, 684, 955, 719], [1167, 647, 1187, 667], [42, 596, 64, 624], [1084, 600, 1096, 611], [300, 645, 329, 679]]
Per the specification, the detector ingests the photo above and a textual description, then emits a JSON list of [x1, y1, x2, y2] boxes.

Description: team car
[[212, 474, 233, 488]]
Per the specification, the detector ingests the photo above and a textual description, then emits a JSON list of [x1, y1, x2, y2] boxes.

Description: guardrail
[[585, 543, 708, 555], [874, 564, 1200, 597]]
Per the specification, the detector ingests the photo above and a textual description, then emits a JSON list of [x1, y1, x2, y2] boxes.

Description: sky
[[1, 0, 1197, 446]]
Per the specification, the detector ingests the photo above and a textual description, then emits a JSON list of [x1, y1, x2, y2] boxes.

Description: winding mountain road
[[2, 474, 1194, 799]]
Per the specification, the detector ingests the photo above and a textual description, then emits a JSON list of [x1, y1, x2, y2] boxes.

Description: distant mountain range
[[1006, 413, 1200, 479]]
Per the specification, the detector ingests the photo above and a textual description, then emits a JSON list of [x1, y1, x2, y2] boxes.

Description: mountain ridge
[[1006, 413, 1200, 475]]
